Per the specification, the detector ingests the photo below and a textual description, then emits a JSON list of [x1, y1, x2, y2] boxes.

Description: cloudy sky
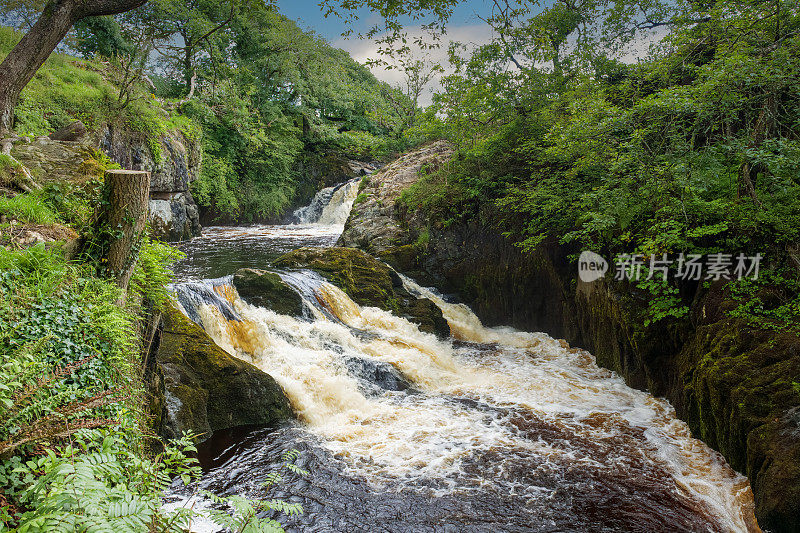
[[275, 2, 665, 106], [276, 1, 498, 105]]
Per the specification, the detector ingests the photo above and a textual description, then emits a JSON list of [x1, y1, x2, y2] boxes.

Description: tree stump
[[101, 169, 150, 292]]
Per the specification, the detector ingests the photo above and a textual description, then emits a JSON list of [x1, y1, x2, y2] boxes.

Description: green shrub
[[130, 236, 185, 311]]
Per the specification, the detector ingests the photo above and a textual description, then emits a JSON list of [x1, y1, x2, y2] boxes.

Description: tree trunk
[[0, 0, 148, 134], [101, 169, 150, 294], [183, 42, 195, 96], [737, 93, 775, 207]]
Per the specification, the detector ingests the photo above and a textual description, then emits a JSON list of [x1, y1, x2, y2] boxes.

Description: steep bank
[[5, 124, 202, 242], [339, 144, 800, 532]]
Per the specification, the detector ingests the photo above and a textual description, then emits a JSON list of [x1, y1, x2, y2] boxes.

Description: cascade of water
[[172, 272, 759, 532], [316, 179, 360, 226], [292, 178, 361, 225], [292, 186, 337, 224]]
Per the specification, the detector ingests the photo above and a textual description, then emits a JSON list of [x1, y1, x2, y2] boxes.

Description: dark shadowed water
[[173, 225, 342, 282]]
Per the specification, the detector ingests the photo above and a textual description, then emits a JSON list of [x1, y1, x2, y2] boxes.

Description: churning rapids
[[167, 182, 759, 532]]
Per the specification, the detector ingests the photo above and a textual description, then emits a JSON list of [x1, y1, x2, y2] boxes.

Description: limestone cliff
[[339, 140, 453, 257]]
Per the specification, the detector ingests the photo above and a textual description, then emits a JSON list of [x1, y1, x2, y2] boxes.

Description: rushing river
[[167, 180, 759, 532]]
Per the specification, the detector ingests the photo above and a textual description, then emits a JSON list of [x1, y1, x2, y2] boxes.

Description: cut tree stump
[[101, 169, 150, 293]]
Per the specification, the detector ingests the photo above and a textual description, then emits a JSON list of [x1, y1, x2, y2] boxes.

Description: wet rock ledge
[[274, 246, 450, 338]]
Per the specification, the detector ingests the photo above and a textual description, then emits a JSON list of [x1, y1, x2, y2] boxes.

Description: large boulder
[[339, 140, 453, 261], [274, 247, 449, 337], [232, 268, 304, 316], [9, 136, 106, 185], [150, 303, 293, 442]]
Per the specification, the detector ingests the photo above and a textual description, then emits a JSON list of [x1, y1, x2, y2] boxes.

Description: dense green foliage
[[401, 0, 800, 331], [165, 6, 414, 221], [1, 4, 416, 223], [0, 235, 305, 530]]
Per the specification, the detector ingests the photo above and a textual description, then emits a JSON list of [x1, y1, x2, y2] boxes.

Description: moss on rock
[[274, 247, 449, 337], [676, 318, 800, 532], [232, 268, 304, 316], [153, 302, 293, 442]]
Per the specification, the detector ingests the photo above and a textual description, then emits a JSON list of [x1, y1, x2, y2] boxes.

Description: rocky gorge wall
[[6, 122, 202, 242], [100, 125, 202, 241], [339, 142, 800, 532]]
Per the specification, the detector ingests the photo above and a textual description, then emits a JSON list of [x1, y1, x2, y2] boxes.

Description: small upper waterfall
[[293, 178, 361, 225]]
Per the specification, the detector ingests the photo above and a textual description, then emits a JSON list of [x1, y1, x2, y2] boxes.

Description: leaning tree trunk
[[100, 169, 150, 294], [0, 0, 148, 134]]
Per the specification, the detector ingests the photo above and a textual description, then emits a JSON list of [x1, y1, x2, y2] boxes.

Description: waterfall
[[293, 178, 361, 225], [172, 272, 759, 532]]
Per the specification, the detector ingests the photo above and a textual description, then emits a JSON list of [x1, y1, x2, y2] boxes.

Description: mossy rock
[[154, 302, 293, 442], [274, 247, 449, 337], [233, 268, 304, 316], [275, 247, 398, 308], [676, 319, 800, 532]]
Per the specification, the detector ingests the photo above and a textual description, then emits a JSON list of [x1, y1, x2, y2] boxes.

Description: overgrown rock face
[[338, 140, 453, 258], [232, 268, 305, 316], [9, 135, 102, 184], [150, 302, 293, 442], [101, 126, 202, 242], [675, 313, 800, 531], [5, 127, 202, 242], [274, 247, 450, 337]]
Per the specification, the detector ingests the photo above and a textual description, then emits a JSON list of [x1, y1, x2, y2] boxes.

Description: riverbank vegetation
[[1, 1, 409, 526], [400, 0, 800, 331], [0, 235, 200, 529], [1, 0, 798, 529], [1, 2, 417, 223]]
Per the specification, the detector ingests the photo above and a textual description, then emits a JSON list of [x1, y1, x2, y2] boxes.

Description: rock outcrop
[[6, 126, 202, 242], [101, 126, 201, 241], [232, 268, 305, 316], [9, 135, 104, 185], [338, 141, 800, 532], [148, 302, 293, 442], [339, 140, 453, 259], [274, 247, 450, 337]]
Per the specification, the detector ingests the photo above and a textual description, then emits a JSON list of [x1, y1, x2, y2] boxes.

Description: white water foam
[[176, 273, 759, 532]]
